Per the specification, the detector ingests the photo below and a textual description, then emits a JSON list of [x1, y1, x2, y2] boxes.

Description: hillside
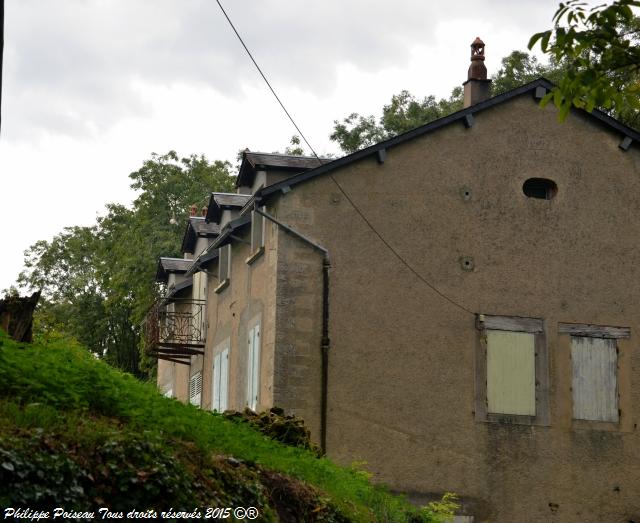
[[0, 331, 450, 522]]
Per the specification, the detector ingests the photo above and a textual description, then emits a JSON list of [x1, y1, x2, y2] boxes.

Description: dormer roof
[[236, 151, 327, 188], [181, 216, 221, 254], [155, 257, 192, 283], [205, 193, 251, 223]]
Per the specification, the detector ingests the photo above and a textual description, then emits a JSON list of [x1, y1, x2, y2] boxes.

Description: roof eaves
[[209, 214, 251, 250], [165, 279, 193, 300], [261, 78, 639, 199]]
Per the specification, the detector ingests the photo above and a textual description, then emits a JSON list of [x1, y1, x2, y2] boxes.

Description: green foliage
[[330, 49, 572, 154], [284, 134, 307, 156], [421, 493, 460, 521], [0, 332, 440, 522], [490, 51, 564, 95], [330, 89, 463, 154], [529, 0, 640, 125], [17, 151, 235, 378]]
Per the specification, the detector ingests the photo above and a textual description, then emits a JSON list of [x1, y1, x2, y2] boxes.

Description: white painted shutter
[[571, 336, 618, 422], [220, 348, 229, 411], [247, 325, 260, 411], [486, 330, 536, 416], [189, 372, 202, 407], [213, 353, 221, 411]]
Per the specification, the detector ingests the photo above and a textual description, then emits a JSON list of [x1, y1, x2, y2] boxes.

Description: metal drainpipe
[[253, 205, 331, 454]]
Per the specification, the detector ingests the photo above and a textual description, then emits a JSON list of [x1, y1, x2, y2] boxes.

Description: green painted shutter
[[486, 330, 536, 415]]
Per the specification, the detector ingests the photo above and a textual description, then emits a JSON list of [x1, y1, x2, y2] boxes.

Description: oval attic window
[[523, 178, 557, 200]]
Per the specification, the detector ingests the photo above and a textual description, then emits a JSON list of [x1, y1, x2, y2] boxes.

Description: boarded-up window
[[250, 209, 266, 253], [212, 346, 229, 412], [571, 336, 618, 422], [247, 324, 261, 411], [486, 330, 536, 416], [218, 244, 231, 282], [189, 372, 202, 407]]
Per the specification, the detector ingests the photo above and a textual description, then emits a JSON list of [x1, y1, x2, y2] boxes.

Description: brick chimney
[[190, 204, 197, 217], [463, 37, 492, 107]]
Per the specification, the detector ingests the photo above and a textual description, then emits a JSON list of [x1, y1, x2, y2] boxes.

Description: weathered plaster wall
[[272, 93, 640, 522], [201, 215, 279, 413], [271, 206, 324, 439]]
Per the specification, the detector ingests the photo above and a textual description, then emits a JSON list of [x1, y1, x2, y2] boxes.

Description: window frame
[[246, 322, 261, 412], [214, 244, 231, 293], [559, 322, 629, 426], [246, 208, 266, 265], [475, 314, 550, 426], [212, 341, 230, 413]]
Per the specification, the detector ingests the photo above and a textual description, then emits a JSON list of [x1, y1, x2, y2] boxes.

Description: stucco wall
[[201, 213, 279, 413], [271, 93, 640, 522], [271, 207, 324, 439]]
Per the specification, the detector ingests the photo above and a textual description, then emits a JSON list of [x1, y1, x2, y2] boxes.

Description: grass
[[0, 331, 445, 522]]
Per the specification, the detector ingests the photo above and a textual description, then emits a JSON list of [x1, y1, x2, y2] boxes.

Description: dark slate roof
[[181, 216, 221, 254], [205, 193, 252, 223], [236, 151, 329, 188], [155, 257, 192, 283], [259, 78, 640, 201], [185, 214, 251, 275]]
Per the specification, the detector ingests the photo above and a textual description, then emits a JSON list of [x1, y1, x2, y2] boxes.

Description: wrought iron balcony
[[143, 298, 206, 365]]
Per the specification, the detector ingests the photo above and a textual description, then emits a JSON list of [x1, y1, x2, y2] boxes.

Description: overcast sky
[[1, 0, 568, 292]]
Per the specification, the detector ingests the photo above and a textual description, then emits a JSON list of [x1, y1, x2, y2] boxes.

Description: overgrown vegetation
[[0, 331, 455, 521]]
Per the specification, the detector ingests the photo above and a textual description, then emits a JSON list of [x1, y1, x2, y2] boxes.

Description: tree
[[490, 51, 564, 95], [529, 0, 640, 123], [18, 151, 235, 377], [283, 135, 306, 156], [330, 89, 463, 154], [330, 50, 565, 154]]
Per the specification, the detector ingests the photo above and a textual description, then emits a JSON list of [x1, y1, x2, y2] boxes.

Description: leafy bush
[[0, 331, 442, 522]]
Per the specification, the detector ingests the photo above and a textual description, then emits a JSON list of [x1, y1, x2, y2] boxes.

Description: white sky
[[0, 0, 565, 292]]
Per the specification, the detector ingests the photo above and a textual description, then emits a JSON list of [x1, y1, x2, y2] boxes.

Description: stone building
[[145, 40, 640, 522]]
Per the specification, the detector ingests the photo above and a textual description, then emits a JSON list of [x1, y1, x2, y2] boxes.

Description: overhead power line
[[214, 0, 319, 160], [214, 1, 474, 316]]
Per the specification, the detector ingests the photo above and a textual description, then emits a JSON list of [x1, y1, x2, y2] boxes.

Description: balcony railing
[[143, 298, 206, 365]]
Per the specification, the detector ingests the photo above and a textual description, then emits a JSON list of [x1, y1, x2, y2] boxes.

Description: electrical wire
[[215, 0, 321, 161], [214, 0, 474, 316]]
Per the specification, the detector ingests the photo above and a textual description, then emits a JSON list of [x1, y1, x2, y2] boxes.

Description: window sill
[[483, 413, 540, 426], [214, 279, 229, 294], [245, 247, 264, 265], [571, 418, 623, 432]]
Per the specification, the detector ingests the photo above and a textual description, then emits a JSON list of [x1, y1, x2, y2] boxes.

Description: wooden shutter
[[247, 325, 260, 411], [189, 372, 202, 407], [486, 330, 536, 415], [571, 336, 618, 422]]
